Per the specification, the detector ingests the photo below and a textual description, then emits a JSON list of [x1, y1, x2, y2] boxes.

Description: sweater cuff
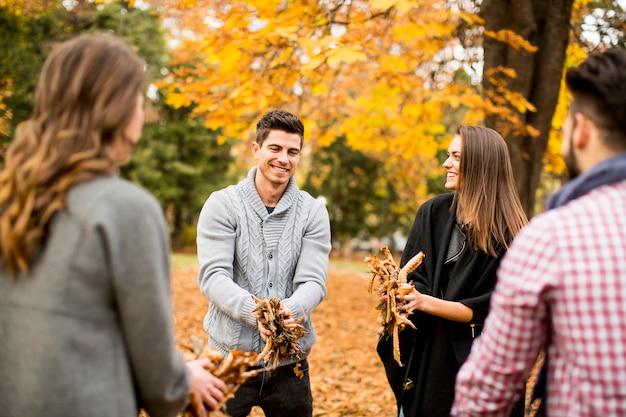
[[241, 296, 259, 327], [281, 298, 304, 320]]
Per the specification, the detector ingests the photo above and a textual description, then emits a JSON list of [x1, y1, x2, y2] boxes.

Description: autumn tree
[[473, 0, 575, 215], [153, 0, 626, 222], [474, 0, 626, 215], [154, 0, 484, 235], [8, 0, 625, 237]]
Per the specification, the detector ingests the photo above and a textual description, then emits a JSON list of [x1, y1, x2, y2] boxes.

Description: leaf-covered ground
[[171, 254, 397, 417]]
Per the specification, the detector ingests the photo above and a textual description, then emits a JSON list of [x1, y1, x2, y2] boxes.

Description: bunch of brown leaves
[[365, 246, 425, 366], [251, 296, 307, 370], [180, 348, 264, 417]]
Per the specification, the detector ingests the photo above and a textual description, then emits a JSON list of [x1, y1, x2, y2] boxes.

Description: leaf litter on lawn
[[170, 258, 397, 417]]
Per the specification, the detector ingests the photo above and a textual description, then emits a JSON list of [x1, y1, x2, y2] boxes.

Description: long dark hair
[[454, 125, 528, 256]]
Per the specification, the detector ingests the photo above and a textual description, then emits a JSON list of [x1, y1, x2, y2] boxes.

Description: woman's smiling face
[[443, 134, 462, 190]]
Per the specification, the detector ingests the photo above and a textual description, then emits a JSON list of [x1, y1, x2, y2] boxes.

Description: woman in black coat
[[378, 125, 528, 417]]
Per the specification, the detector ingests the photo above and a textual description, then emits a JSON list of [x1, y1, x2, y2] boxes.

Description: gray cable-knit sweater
[[196, 167, 331, 365]]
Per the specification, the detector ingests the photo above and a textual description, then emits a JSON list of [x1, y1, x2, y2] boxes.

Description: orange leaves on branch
[[156, 0, 461, 152], [484, 66, 539, 135], [508, 93, 537, 114], [457, 10, 485, 26], [485, 65, 518, 84], [484, 29, 538, 53]]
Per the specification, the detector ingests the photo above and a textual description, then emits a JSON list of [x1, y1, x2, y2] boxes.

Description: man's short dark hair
[[566, 49, 626, 151], [255, 109, 304, 148]]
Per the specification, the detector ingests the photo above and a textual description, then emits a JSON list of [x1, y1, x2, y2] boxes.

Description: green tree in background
[[0, 1, 234, 247], [90, 2, 167, 81], [0, 3, 73, 143], [0, 1, 167, 142], [91, 2, 234, 248], [121, 109, 233, 248], [302, 136, 402, 252]]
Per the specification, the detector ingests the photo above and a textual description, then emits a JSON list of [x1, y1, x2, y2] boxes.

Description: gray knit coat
[[0, 177, 190, 417], [196, 167, 332, 365]]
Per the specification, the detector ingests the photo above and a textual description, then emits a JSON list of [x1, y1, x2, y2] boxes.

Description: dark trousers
[[224, 359, 313, 417]]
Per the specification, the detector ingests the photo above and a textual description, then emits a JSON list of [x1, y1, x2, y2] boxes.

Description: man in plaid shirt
[[451, 49, 626, 416]]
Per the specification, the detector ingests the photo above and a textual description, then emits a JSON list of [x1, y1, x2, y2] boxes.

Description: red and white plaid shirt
[[452, 181, 626, 417]]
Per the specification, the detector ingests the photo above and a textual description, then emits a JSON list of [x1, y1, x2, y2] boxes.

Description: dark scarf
[[547, 152, 626, 209], [530, 151, 626, 416]]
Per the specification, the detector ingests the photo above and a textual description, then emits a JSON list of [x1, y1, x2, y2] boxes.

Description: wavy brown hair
[[0, 34, 146, 276], [453, 125, 528, 257]]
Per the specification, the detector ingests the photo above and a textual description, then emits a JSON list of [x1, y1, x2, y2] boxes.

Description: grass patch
[[171, 251, 368, 276], [329, 257, 369, 276], [171, 252, 198, 269]]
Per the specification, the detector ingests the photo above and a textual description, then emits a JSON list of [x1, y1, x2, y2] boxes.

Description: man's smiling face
[[252, 129, 302, 190]]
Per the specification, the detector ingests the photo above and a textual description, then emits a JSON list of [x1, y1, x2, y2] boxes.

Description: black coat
[[378, 193, 521, 417]]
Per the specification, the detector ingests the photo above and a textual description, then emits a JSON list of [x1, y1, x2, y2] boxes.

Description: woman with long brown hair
[[0, 34, 224, 417], [378, 125, 527, 417]]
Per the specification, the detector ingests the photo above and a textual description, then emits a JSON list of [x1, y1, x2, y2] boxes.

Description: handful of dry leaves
[[365, 245, 425, 366], [252, 296, 307, 370], [181, 348, 264, 417]]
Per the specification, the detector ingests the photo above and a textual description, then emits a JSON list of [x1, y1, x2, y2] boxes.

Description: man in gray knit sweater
[[196, 109, 332, 417]]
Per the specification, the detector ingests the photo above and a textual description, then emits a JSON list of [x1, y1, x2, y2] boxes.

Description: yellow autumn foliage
[[147, 0, 598, 215], [154, 0, 462, 166], [544, 42, 588, 175], [3, 0, 606, 220], [0, 0, 58, 16]]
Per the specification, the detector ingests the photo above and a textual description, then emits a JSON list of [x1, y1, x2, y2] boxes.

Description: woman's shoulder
[[78, 175, 155, 200], [68, 176, 162, 219], [431, 192, 455, 204], [420, 192, 455, 212]]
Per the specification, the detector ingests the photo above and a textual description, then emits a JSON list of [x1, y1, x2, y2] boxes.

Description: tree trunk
[[481, 0, 574, 216]]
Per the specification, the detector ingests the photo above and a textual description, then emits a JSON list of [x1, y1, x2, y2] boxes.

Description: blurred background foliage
[[1, 0, 625, 251]]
